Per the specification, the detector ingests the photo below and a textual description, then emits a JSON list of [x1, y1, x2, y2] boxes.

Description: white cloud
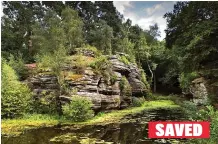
[[113, 1, 133, 15], [114, 1, 175, 40]]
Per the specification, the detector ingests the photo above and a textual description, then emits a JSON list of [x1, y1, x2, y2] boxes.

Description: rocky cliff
[[27, 49, 150, 111], [189, 68, 218, 105]]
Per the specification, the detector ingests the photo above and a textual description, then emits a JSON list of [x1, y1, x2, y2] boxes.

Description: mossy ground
[[1, 100, 180, 136]]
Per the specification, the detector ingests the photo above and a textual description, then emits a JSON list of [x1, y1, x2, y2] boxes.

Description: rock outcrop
[[190, 76, 218, 105], [190, 77, 208, 105], [27, 51, 149, 111]]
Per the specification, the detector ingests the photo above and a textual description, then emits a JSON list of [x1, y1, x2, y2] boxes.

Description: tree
[[164, 1, 218, 72], [32, 10, 66, 55], [146, 23, 161, 44], [61, 7, 84, 51], [1, 60, 32, 118], [88, 20, 113, 54], [2, 1, 44, 61], [32, 9, 73, 115], [37, 46, 68, 115]]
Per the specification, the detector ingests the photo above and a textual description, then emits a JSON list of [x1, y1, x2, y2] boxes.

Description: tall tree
[[2, 1, 44, 61], [61, 7, 84, 51], [164, 1, 218, 72], [88, 20, 113, 54]]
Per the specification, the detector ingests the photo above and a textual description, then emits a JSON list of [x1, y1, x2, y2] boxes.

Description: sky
[[0, 1, 176, 40], [113, 1, 176, 40]]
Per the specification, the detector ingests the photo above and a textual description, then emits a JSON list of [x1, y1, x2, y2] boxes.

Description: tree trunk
[[57, 76, 63, 116], [147, 61, 153, 82], [153, 70, 156, 93]]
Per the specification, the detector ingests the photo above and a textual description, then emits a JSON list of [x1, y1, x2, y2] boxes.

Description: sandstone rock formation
[[27, 51, 149, 111], [190, 76, 218, 105], [190, 77, 208, 105]]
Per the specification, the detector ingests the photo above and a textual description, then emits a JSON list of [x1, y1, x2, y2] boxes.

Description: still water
[[2, 108, 187, 144]]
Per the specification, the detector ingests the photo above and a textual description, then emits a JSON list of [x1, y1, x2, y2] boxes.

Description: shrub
[[140, 70, 150, 90], [119, 76, 132, 96], [78, 45, 102, 57], [181, 101, 199, 120], [1, 61, 32, 118], [30, 91, 57, 114], [132, 97, 146, 107], [8, 54, 28, 80], [89, 55, 111, 73], [189, 106, 218, 144], [62, 96, 94, 122], [119, 55, 130, 65], [110, 74, 117, 85], [178, 72, 199, 92], [90, 55, 112, 82], [72, 54, 89, 74]]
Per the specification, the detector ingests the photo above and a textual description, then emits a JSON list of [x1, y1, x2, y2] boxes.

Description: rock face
[[190, 77, 208, 105], [27, 52, 149, 111], [190, 77, 218, 105]]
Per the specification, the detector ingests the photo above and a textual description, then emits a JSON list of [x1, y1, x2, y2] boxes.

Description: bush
[[178, 72, 199, 92], [90, 55, 112, 83], [30, 91, 57, 114], [110, 74, 117, 85], [181, 101, 199, 120], [119, 76, 132, 96], [8, 54, 28, 80], [1, 61, 32, 118], [72, 54, 89, 74], [62, 96, 94, 122], [89, 55, 111, 73], [78, 45, 102, 57], [132, 97, 146, 107], [189, 106, 218, 144], [119, 55, 130, 65], [140, 70, 150, 90]]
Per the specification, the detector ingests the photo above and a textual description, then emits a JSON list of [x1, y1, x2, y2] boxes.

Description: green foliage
[[37, 46, 67, 81], [1, 61, 32, 118], [2, 1, 44, 62], [72, 54, 89, 74], [119, 76, 132, 96], [181, 101, 199, 120], [32, 10, 66, 55], [180, 101, 218, 144], [95, 112, 105, 117], [110, 74, 118, 85], [132, 97, 146, 107], [36, 46, 68, 115], [32, 8, 84, 55], [30, 92, 57, 114], [50, 133, 78, 143], [164, 2, 218, 72], [88, 20, 113, 55], [140, 70, 150, 90], [78, 45, 102, 57], [90, 56, 112, 82], [185, 105, 218, 144], [62, 96, 94, 122], [8, 54, 28, 80], [119, 55, 130, 65], [178, 72, 199, 92], [61, 7, 84, 50]]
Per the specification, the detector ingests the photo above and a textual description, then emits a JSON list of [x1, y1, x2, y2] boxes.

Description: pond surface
[[2, 108, 188, 144]]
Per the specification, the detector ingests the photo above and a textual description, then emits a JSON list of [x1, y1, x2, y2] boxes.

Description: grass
[[1, 100, 180, 136]]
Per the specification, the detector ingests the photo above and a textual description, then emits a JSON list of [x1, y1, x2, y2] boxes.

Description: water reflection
[[2, 108, 187, 144]]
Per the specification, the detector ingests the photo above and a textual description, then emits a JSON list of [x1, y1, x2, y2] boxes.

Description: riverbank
[[1, 100, 180, 137]]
